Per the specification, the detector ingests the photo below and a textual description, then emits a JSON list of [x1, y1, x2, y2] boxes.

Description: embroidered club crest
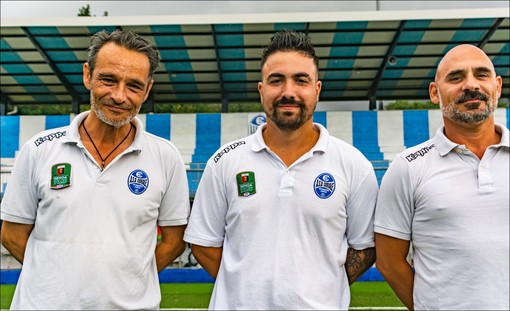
[[50, 163, 71, 189], [313, 173, 336, 199], [127, 169, 149, 195], [236, 171, 256, 197]]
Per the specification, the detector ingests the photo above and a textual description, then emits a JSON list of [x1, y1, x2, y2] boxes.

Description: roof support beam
[[211, 25, 229, 112], [0, 102, 6, 116], [368, 20, 406, 110], [21, 27, 80, 106], [6, 38, 510, 54], [0, 91, 13, 116], [0, 91, 12, 104], [145, 92, 154, 113], [71, 96, 80, 115], [478, 18, 505, 48]]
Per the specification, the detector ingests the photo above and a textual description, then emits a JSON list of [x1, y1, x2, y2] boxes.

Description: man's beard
[[267, 98, 315, 131], [441, 89, 496, 124], [90, 92, 137, 128]]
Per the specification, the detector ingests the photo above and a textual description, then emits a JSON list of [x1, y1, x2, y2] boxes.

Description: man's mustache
[[274, 98, 305, 107], [99, 98, 132, 110], [454, 90, 489, 104]]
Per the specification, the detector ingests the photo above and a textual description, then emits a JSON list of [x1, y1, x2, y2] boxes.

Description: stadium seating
[[1, 108, 509, 197]]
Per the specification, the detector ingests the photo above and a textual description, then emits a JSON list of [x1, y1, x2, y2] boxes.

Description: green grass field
[[1, 281, 403, 309]]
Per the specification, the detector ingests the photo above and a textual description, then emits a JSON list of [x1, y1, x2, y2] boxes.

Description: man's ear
[[315, 80, 322, 103], [143, 79, 154, 102], [83, 63, 91, 90], [258, 81, 264, 104], [496, 75, 502, 99], [429, 82, 440, 105]]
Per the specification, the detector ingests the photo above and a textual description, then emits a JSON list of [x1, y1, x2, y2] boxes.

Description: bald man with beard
[[374, 44, 509, 310]]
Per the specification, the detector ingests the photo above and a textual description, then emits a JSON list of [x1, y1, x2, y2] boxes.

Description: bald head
[[429, 44, 503, 126], [435, 44, 496, 82]]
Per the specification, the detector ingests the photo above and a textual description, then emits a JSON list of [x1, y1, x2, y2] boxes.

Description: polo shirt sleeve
[[374, 156, 413, 240], [158, 145, 191, 227], [184, 162, 227, 247], [345, 159, 379, 250], [0, 143, 38, 224]]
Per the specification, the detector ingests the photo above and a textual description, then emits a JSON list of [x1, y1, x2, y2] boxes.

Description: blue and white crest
[[248, 114, 267, 134], [313, 173, 336, 199], [127, 169, 149, 195]]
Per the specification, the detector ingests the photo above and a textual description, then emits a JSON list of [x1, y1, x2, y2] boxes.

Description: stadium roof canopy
[[1, 8, 509, 114]]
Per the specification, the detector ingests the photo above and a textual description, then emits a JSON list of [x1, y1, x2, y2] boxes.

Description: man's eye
[[101, 78, 115, 85], [129, 85, 143, 92]]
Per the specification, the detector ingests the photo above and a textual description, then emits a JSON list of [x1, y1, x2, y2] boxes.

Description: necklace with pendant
[[81, 121, 133, 170]]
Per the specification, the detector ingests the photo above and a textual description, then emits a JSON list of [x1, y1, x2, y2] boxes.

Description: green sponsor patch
[[50, 163, 71, 189], [236, 171, 256, 197]]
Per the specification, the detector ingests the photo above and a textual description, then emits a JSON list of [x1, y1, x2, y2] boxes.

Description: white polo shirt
[[184, 123, 378, 310], [375, 124, 510, 310], [1, 111, 190, 310]]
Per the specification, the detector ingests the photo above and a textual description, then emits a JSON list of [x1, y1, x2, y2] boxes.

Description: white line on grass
[[160, 308, 407, 311], [350, 308, 407, 310]]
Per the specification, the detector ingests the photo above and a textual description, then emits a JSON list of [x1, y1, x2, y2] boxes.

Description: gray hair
[[87, 29, 160, 79]]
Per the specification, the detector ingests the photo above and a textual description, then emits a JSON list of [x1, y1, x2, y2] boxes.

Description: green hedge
[[385, 100, 508, 110], [6, 100, 508, 115], [385, 100, 439, 110]]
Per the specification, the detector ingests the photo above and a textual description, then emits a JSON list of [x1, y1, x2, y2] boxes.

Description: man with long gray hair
[[1, 30, 190, 309]]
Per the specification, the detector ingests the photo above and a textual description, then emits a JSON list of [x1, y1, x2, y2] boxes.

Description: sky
[[2, 1, 509, 18]]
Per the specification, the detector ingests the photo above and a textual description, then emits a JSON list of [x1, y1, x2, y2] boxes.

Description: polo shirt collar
[[63, 111, 88, 144], [251, 122, 329, 153], [63, 110, 144, 152], [494, 123, 509, 148], [433, 123, 510, 156], [251, 123, 267, 152], [128, 117, 144, 152], [311, 123, 329, 153]]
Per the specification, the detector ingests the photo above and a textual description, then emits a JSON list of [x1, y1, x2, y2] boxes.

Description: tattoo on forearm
[[345, 247, 376, 285]]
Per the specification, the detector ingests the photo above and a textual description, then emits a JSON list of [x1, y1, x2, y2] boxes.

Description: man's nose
[[110, 84, 127, 103], [461, 73, 481, 92], [281, 81, 297, 99]]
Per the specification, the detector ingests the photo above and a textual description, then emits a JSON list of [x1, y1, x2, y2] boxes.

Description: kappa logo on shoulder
[[34, 131, 67, 147], [405, 144, 435, 162], [213, 141, 246, 163]]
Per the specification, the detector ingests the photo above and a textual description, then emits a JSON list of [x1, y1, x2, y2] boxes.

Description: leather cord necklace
[[81, 121, 133, 170]]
